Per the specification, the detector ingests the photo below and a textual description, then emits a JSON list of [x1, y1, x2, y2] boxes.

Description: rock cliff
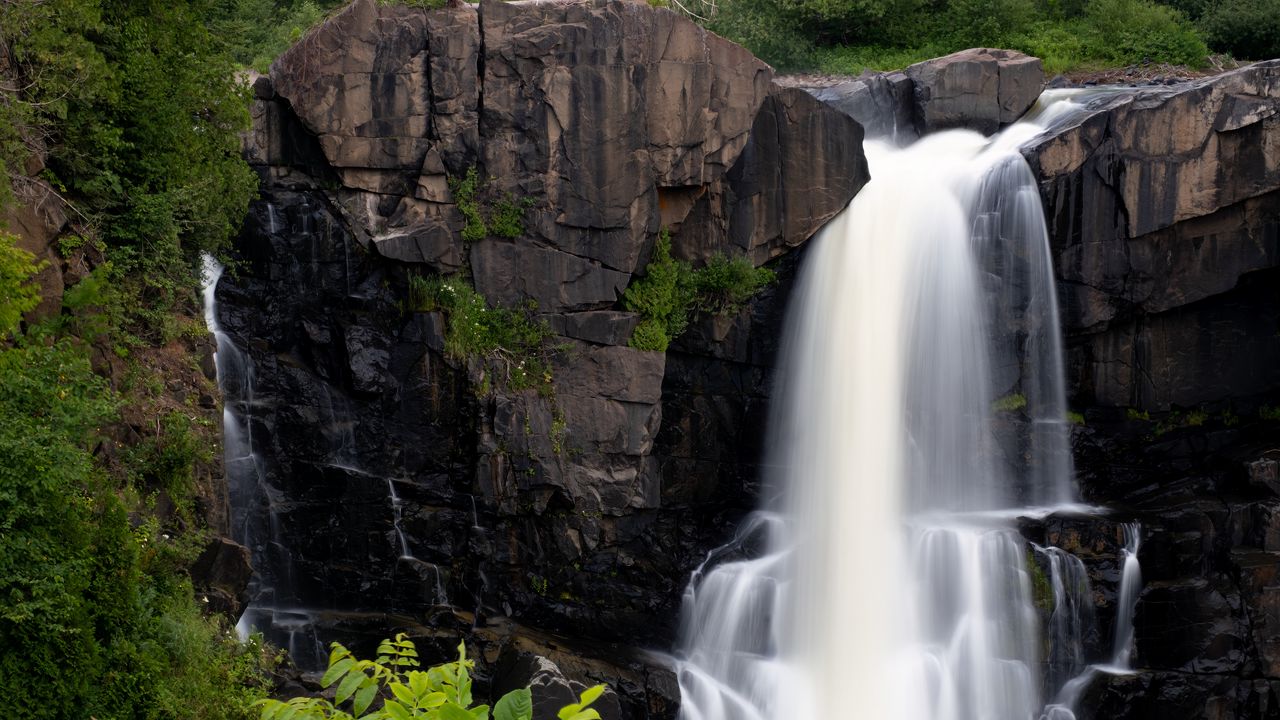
[[1018, 61, 1280, 718], [228, 0, 865, 710], [228, 0, 1280, 714]]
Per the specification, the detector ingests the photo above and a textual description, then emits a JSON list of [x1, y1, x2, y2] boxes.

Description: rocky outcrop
[[1013, 60, 1280, 720], [227, 0, 866, 707], [1022, 60, 1280, 411], [792, 47, 1044, 141]]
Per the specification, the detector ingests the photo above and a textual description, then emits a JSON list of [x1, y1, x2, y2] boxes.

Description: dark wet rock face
[[226, 0, 866, 711], [1007, 61, 1280, 720], [1022, 61, 1280, 411], [231, 6, 1280, 716]]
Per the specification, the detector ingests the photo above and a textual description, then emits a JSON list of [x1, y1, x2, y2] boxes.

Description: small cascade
[[203, 255, 293, 641], [1035, 545, 1098, 695], [1112, 523, 1143, 669], [387, 478, 412, 559]]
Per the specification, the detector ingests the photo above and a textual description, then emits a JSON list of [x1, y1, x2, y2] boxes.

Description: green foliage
[[693, 253, 776, 315], [490, 195, 535, 239], [258, 634, 607, 720], [1261, 405, 1280, 421], [0, 335, 269, 718], [946, 0, 1037, 46], [409, 274, 553, 392], [1066, 410, 1086, 426], [992, 393, 1028, 413], [1200, 0, 1280, 59], [623, 231, 775, 352], [623, 230, 696, 353], [1, 0, 258, 339], [704, 0, 816, 69], [447, 168, 532, 242], [0, 231, 45, 335], [208, 0, 348, 71], [697, 0, 1212, 74], [126, 410, 216, 507], [1126, 407, 1151, 421], [449, 167, 487, 243], [1080, 0, 1208, 65]]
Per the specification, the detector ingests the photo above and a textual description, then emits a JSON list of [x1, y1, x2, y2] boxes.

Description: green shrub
[[1200, 0, 1280, 59], [946, 0, 1038, 45], [623, 230, 697, 352], [1082, 0, 1208, 65], [409, 274, 553, 391], [0, 231, 45, 335], [704, 0, 816, 69], [623, 232, 776, 352], [258, 635, 607, 720], [693, 253, 776, 314], [447, 168, 531, 242]]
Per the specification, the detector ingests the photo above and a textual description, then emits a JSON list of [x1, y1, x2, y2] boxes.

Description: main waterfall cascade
[[675, 92, 1142, 720]]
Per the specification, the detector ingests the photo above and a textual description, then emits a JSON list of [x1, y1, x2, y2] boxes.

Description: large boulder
[[906, 48, 1044, 135]]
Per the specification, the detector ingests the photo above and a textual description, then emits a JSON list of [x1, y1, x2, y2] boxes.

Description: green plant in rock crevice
[[623, 229, 776, 352], [448, 167, 534, 242], [407, 273, 555, 394]]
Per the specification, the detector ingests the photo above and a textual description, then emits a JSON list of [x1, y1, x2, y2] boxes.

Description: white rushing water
[[674, 93, 1119, 720]]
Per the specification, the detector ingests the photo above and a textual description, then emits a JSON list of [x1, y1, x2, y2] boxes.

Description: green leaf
[[439, 701, 478, 720], [471, 704, 491, 720], [578, 685, 606, 708], [408, 671, 430, 699], [557, 705, 579, 720], [423, 692, 448, 708], [336, 670, 365, 704], [322, 657, 357, 688], [494, 688, 533, 720], [390, 682, 416, 706], [383, 700, 413, 720], [567, 710, 601, 720], [257, 699, 284, 720], [353, 681, 379, 716]]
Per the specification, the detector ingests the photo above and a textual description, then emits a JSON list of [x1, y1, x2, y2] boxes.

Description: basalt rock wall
[[1018, 62, 1280, 718], [226, 0, 865, 708]]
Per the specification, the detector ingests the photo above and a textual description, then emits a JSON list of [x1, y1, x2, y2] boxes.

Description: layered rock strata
[[229, 0, 865, 708]]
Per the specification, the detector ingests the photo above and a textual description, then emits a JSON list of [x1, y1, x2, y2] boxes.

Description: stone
[[1025, 61, 1280, 411], [906, 48, 1044, 134], [189, 537, 254, 618], [804, 71, 915, 142]]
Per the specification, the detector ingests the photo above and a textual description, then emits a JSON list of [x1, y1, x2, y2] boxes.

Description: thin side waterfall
[[675, 93, 1098, 720], [1111, 523, 1143, 669], [202, 255, 307, 652], [1035, 545, 1098, 694]]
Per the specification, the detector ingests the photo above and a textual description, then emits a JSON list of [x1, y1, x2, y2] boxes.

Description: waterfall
[[675, 93, 1100, 720], [1111, 523, 1143, 669]]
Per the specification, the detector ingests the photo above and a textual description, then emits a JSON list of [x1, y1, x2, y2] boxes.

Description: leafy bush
[[0, 232, 44, 335], [409, 274, 553, 391], [446, 168, 532, 243], [258, 635, 607, 720], [623, 230, 697, 352], [1200, 0, 1280, 59], [946, 0, 1038, 45], [704, 0, 816, 69], [624, 232, 776, 352], [1081, 0, 1208, 65], [693, 253, 776, 314], [622, 229, 778, 351]]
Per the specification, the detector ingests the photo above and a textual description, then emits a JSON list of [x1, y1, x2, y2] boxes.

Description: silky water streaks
[[674, 93, 1115, 720]]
